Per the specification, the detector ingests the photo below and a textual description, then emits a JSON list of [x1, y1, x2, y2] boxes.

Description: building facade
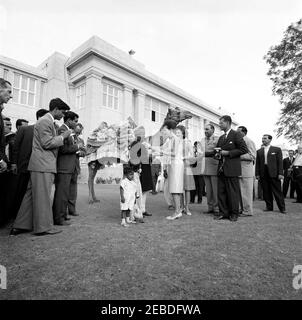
[[1, 35, 237, 142]]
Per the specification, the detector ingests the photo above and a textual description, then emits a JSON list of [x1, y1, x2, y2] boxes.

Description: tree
[[264, 19, 302, 143]]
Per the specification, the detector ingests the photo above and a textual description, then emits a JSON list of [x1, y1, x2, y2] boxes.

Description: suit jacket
[[0, 112, 8, 163], [27, 113, 64, 173], [11, 125, 34, 173], [283, 157, 295, 178], [240, 135, 256, 178], [216, 129, 248, 177], [255, 145, 283, 178], [5, 132, 16, 167], [202, 135, 219, 176], [56, 124, 79, 174]]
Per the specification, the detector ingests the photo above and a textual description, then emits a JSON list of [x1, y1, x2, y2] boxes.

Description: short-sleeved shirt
[[120, 178, 137, 210]]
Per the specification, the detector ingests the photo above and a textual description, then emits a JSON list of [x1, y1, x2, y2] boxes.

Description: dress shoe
[[214, 215, 227, 220], [280, 210, 287, 214], [69, 212, 79, 216], [204, 210, 214, 214], [263, 208, 273, 212], [54, 221, 70, 226], [65, 216, 71, 221], [239, 213, 253, 217], [34, 229, 62, 236], [229, 215, 238, 222], [143, 212, 152, 217], [10, 228, 28, 236]]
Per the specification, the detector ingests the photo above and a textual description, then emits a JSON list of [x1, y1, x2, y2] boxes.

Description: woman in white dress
[[160, 121, 184, 220]]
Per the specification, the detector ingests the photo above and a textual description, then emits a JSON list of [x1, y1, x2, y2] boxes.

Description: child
[[132, 165, 144, 223], [120, 166, 137, 227]]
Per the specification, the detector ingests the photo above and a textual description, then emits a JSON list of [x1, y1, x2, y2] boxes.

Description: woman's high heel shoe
[[166, 212, 182, 220]]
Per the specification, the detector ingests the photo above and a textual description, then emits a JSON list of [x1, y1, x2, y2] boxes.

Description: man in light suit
[[11, 98, 71, 236], [202, 124, 219, 214], [237, 126, 256, 216], [255, 134, 286, 214], [9, 109, 49, 220], [53, 111, 82, 225], [214, 115, 249, 222]]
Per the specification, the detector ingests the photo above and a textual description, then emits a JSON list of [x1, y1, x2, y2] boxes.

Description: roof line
[[66, 49, 231, 120]]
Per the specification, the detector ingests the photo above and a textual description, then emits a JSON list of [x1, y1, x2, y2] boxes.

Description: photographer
[[214, 116, 249, 222]]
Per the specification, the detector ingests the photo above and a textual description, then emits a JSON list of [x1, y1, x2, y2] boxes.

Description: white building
[[0, 35, 237, 142]]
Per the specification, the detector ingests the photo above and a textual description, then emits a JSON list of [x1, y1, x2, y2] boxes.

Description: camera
[[214, 147, 222, 160]]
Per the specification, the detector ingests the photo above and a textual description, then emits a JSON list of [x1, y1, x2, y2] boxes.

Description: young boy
[[120, 166, 137, 227]]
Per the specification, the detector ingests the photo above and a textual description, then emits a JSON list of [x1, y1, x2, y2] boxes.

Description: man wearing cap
[[11, 98, 71, 236]]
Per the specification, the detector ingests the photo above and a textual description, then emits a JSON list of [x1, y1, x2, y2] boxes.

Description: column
[[83, 70, 103, 141], [134, 90, 145, 126], [123, 85, 133, 120]]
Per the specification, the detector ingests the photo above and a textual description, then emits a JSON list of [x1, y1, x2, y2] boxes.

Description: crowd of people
[[119, 115, 302, 225], [0, 78, 86, 235], [1, 77, 302, 234]]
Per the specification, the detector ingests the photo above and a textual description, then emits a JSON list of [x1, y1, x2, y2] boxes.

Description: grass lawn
[[1, 184, 302, 300]]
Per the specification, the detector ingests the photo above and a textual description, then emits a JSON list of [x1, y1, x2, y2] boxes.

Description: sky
[[0, 0, 301, 149]]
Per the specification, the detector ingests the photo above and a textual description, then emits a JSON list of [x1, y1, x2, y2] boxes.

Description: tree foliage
[[264, 19, 302, 142]]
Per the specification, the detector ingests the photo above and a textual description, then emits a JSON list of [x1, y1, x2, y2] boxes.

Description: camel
[[87, 107, 193, 203]]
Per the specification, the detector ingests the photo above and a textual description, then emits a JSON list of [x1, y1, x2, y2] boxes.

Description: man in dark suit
[[214, 115, 249, 222], [15, 118, 29, 131], [8, 109, 49, 219], [291, 144, 302, 203], [67, 123, 86, 216], [282, 150, 296, 198], [52, 111, 81, 225], [255, 134, 286, 213], [0, 78, 12, 227]]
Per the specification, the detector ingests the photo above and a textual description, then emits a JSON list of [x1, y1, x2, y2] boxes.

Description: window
[[3, 69, 8, 80], [75, 83, 86, 109], [12, 72, 36, 106], [186, 115, 200, 142], [144, 96, 168, 123], [103, 82, 121, 110], [39, 81, 45, 107]]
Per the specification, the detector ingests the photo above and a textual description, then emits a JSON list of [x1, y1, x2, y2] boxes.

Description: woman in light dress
[[176, 125, 196, 216], [159, 121, 184, 220]]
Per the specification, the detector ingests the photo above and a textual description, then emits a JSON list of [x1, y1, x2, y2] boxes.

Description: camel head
[[164, 107, 193, 125]]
